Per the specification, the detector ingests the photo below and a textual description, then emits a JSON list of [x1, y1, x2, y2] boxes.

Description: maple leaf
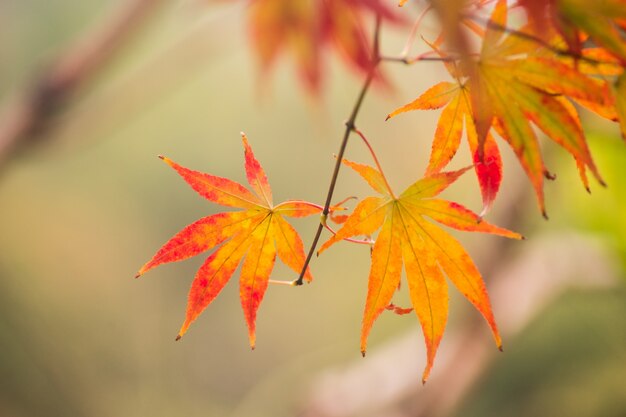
[[247, 0, 321, 91], [320, 0, 399, 77], [556, 46, 624, 121], [387, 56, 503, 216], [560, 0, 626, 65], [136, 133, 321, 348], [615, 72, 626, 140], [496, 23, 626, 145], [318, 131, 522, 382], [245, 0, 402, 93], [465, 0, 606, 216], [520, 0, 626, 64]]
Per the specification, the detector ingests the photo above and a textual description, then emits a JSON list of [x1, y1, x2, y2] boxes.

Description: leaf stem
[[294, 14, 382, 286], [352, 128, 396, 199], [399, 4, 433, 58], [320, 215, 375, 247]]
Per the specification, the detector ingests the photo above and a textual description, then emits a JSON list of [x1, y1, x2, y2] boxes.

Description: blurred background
[[1, 1, 625, 416]]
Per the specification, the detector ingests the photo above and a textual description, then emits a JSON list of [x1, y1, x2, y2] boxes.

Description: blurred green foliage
[[454, 288, 626, 417], [555, 134, 626, 270]]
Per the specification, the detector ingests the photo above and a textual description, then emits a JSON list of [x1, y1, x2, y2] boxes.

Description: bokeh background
[[1, 1, 625, 417]]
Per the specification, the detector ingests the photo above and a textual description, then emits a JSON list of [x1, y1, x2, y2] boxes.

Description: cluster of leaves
[[392, 0, 626, 216], [138, 0, 626, 381], [244, 0, 403, 91]]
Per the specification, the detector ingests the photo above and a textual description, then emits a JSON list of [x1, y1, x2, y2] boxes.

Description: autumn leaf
[[466, 0, 606, 216], [560, 0, 626, 64], [320, 0, 403, 76], [494, 21, 626, 144], [520, 0, 626, 64], [615, 72, 626, 140], [387, 71, 503, 216], [552, 46, 624, 126], [386, 37, 502, 215], [508, 4, 626, 145], [429, 0, 492, 46], [136, 133, 321, 348], [247, 0, 321, 92], [318, 132, 522, 382], [245, 0, 402, 93]]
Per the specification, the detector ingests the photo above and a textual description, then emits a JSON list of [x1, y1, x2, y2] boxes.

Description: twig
[[0, 0, 164, 167], [380, 53, 461, 64], [294, 14, 383, 286]]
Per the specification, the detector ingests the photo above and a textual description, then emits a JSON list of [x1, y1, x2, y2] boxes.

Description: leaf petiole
[[352, 128, 396, 199]]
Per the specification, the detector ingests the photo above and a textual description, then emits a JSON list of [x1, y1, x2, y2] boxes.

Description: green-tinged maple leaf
[[467, 0, 605, 216], [521, 0, 626, 64], [555, 47, 624, 126], [318, 144, 522, 382], [495, 22, 626, 145], [615, 72, 626, 141], [136, 133, 321, 348]]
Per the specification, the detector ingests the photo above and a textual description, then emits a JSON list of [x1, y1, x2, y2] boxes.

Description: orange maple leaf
[[136, 133, 321, 348], [466, 0, 605, 216], [318, 131, 522, 382], [391, 0, 614, 217], [246, 0, 402, 92], [248, 0, 321, 91], [387, 63, 503, 216]]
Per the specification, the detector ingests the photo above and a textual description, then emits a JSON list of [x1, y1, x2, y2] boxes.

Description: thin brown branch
[[0, 0, 165, 167], [380, 53, 462, 65], [294, 14, 383, 286]]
